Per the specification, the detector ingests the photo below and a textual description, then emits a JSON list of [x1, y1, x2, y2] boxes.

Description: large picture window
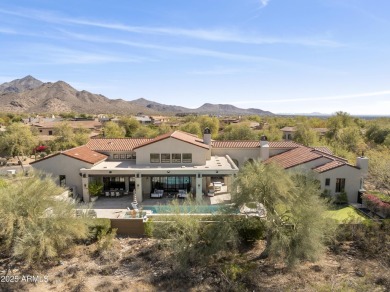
[[335, 178, 345, 193], [150, 153, 160, 163], [161, 153, 170, 163], [172, 153, 181, 163], [182, 153, 192, 163]]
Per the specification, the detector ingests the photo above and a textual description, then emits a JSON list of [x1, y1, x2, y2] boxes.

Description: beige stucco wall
[[317, 165, 362, 203], [211, 148, 259, 167], [31, 155, 93, 197], [135, 137, 208, 166]]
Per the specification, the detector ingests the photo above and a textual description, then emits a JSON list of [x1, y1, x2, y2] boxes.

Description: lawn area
[[324, 205, 368, 222]]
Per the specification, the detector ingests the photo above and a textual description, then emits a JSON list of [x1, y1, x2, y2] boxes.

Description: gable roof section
[[86, 138, 151, 151], [62, 145, 108, 164], [265, 147, 323, 169], [133, 131, 209, 150], [30, 145, 107, 165], [314, 146, 333, 155], [212, 140, 301, 149], [312, 160, 345, 173]]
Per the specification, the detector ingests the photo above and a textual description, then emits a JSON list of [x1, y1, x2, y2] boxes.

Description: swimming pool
[[143, 204, 226, 214]]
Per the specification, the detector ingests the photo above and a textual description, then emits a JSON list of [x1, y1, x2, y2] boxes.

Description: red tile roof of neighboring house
[[212, 140, 301, 149], [133, 131, 209, 150], [30, 145, 107, 165], [32, 120, 102, 129], [86, 138, 152, 151]]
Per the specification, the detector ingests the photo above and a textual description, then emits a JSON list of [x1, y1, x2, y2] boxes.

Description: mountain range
[[0, 76, 273, 116]]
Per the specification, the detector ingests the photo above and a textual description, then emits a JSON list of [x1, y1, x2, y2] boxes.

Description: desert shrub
[[234, 217, 266, 242], [144, 218, 154, 237], [335, 192, 348, 204], [96, 228, 117, 252], [0, 171, 89, 266], [87, 218, 111, 241]]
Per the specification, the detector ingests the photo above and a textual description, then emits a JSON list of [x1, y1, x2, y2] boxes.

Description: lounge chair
[[177, 189, 188, 199], [213, 182, 222, 191], [207, 189, 215, 197]]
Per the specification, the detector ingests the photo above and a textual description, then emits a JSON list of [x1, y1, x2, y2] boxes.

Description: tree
[[198, 116, 220, 138], [0, 171, 89, 267], [51, 123, 89, 151], [293, 123, 318, 146], [103, 121, 125, 138], [232, 161, 332, 267], [118, 117, 140, 137], [0, 123, 38, 172], [219, 123, 258, 140], [179, 122, 202, 137]]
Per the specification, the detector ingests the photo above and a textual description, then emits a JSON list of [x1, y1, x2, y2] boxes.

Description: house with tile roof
[[31, 129, 368, 204]]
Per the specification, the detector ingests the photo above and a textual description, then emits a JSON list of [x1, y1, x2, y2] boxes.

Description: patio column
[[81, 174, 89, 202], [196, 173, 203, 201], [125, 176, 130, 193], [135, 173, 143, 202]]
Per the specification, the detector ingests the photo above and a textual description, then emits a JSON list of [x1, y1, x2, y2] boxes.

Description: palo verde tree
[[52, 122, 89, 151], [232, 161, 333, 268], [102, 121, 125, 138], [0, 171, 89, 267], [0, 123, 38, 172]]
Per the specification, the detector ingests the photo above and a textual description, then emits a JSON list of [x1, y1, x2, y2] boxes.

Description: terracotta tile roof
[[265, 147, 323, 169], [313, 160, 345, 173], [86, 138, 152, 151], [314, 147, 333, 155], [62, 145, 108, 164], [212, 141, 260, 148], [30, 145, 107, 165], [133, 131, 209, 150], [212, 140, 301, 149]]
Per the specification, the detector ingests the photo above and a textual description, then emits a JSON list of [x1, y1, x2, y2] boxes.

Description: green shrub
[[144, 218, 154, 237], [87, 218, 111, 242], [335, 192, 348, 204], [234, 217, 266, 242]]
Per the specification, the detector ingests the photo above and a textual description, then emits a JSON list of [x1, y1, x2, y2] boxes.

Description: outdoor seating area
[[150, 189, 164, 198], [104, 189, 129, 197], [177, 189, 188, 199]]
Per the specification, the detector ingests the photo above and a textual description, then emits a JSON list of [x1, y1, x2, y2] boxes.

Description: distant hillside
[[0, 76, 273, 116], [0, 75, 43, 94]]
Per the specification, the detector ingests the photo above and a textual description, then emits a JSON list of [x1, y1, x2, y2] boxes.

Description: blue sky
[[1, 0, 390, 115]]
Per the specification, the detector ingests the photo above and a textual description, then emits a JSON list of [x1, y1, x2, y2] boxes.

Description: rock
[[355, 270, 365, 277]]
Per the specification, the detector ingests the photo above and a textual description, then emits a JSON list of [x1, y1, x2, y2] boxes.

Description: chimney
[[203, 127, 211, 145], [356, 154, 369, 177], [260, 135, 269, 161]]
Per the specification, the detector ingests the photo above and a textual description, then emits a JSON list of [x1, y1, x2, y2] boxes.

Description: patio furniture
[[116, 191, 121, 197], [110, 191, 116, 197], [213, 182, 222, 191], [150, 189, 164, 198], [207, 189, 215, 197], [105, 191, 110, 197], [177, 189, 188, 199]]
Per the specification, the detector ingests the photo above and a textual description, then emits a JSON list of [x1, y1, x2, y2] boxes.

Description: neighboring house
[[31, 129, 368, 204], [30, 120, 103, 139], [150, 115, 170, 125], [280, 126, 329, 140], [134, 115, 152, 124]]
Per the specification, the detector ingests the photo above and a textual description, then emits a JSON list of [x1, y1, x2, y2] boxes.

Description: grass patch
[[324, 205, 368, 222]]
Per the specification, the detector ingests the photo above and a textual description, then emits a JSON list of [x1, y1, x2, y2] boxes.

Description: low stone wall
[[110, 218, 145, 236]]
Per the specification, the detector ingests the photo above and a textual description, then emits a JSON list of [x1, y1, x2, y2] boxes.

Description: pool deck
[[78, 190, 232, 219]]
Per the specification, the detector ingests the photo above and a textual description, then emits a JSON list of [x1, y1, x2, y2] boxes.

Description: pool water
[[143, 205, 225, 214]]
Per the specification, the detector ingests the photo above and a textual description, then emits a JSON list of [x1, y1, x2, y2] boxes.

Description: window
[[113, 154, 119, 159], [150, 153, 160, 163], [39, 130, 42, 133], [120, 154, 126, 159], [59, 175, 66, 187], [325, 178, 330, 186], [48, 130, 53, 135], [172, 153, 181, 163], [161, 153, 170, 163], [182, 153, 192, 163], [335, 178, 345, 193]]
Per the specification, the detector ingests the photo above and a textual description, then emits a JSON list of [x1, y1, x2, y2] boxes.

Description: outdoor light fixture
[[216, 171, 219, 173], [82, 173, 86, 178], [109, 171, 112, 174], [167, 170, 170, 173], [79, 173, 82, 176]]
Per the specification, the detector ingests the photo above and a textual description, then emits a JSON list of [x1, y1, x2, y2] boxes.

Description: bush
[[234, 217, 266, 242], [335, 192, 348, 204], [363, 193, 390, 218], [144, 218, 154, 237], [87, 218, 111, 242]]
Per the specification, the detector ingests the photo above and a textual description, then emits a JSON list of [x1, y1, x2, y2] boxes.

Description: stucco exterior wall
[[135, 137, 208, 166], [211, 148, 259, 167], [317, 165, 362, 203], [31, 155, 93, 196]]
